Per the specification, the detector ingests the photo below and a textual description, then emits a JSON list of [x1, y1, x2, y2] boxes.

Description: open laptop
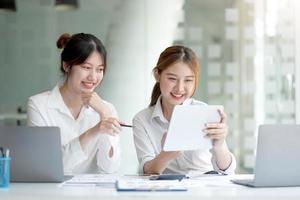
[[232, 124, 300, 187], [0, 126, 65, 182]]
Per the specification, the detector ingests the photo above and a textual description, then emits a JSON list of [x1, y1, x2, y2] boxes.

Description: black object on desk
[[149, 174, 186, 181], [203, 170, 219, 175]]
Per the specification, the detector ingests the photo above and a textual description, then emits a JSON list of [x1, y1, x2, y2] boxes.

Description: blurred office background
[[0, 0, 299, 174]]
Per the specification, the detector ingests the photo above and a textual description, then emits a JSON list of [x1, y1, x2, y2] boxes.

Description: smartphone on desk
[[149, 174, 186, 181]]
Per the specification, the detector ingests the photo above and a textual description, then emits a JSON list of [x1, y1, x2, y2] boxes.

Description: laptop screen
[[0, 126, 64, 182]]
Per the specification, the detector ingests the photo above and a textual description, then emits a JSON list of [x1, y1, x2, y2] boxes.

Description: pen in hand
[[120, 123, 133, 128]]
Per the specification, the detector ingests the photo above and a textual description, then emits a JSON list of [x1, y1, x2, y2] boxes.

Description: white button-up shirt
[[27, 85, 120, 175], [133, 96, 236, 175]]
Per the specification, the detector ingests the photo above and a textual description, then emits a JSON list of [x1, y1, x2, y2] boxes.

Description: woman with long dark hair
[[133, 46, 236, 175]]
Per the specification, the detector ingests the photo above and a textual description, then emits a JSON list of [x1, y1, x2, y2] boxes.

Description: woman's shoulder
[[28, 85, 61, 110], [133, 106, 154, 122], [28, 89, 52, 104], [27, 89, 54, 114]]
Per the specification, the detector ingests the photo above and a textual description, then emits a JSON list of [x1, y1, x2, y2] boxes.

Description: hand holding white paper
[[163, 105, 223, 151]]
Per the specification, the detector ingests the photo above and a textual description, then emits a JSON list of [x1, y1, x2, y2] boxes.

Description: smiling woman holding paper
[[133, 46, 236, 175], [27, 33, 121, 175]]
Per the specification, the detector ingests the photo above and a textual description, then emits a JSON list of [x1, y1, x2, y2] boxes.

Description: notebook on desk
[[0, 126, 66, 182], [231, 124, 300, 187]]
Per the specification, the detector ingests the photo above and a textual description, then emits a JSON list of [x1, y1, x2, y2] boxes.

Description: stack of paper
[[60, 174, 118, 188], [116, 180, 187, 191]]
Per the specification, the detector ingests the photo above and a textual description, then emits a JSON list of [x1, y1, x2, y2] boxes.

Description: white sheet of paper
[[116, 179, 187, 191], [163, 105, 223, 151], [60, 174, 119, 188]]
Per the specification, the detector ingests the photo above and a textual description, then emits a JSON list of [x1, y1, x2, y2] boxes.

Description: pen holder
[[0, 157, 11, 188]]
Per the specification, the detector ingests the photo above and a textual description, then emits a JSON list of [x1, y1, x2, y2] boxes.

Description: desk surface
[[1, 175, 300, 200]]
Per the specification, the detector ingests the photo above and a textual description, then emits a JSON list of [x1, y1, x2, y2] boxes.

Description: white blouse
[[27, 85, 120, 175], [133, 96, 236, 175]]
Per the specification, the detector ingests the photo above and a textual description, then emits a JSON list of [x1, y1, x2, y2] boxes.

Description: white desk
[[1, 175, 300, 200]]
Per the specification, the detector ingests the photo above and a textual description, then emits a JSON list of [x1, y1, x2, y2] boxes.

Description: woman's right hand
[[79, 117, 121, 152], [95, 117, 122, 136]]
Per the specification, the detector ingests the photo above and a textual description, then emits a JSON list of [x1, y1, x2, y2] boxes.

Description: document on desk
[[60, 174, 119, 188], [183, 174, 235, 188], [116, 180, 187, 191], [163, 105, 223, 151]]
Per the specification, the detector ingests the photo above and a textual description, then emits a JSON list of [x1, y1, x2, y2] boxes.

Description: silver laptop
[[0, 126, 65, 182], [232, 124, 300, 187]]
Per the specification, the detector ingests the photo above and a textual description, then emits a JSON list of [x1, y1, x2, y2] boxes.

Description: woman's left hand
[[203, 109, 228, 147]]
